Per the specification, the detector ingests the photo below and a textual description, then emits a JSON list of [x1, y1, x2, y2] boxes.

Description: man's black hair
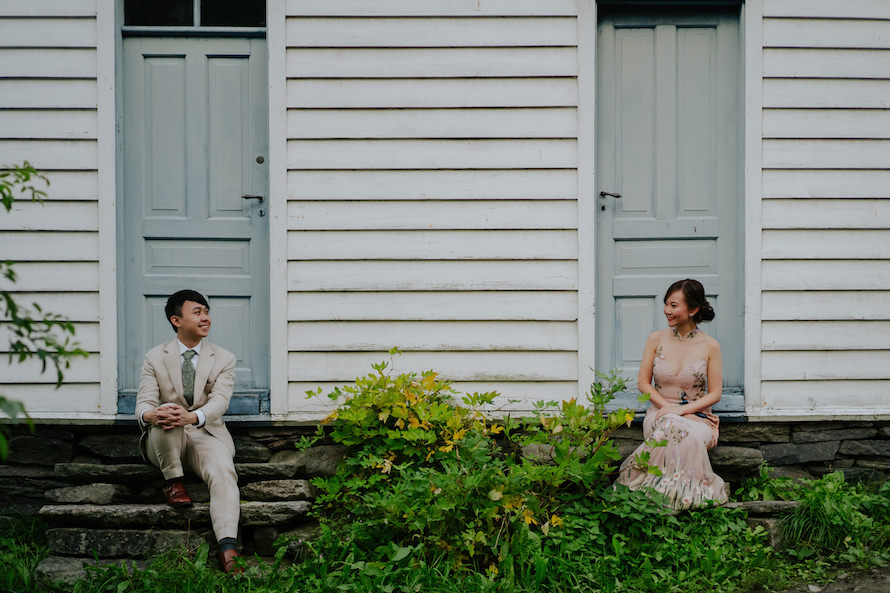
[[165, 289, 210, 332]]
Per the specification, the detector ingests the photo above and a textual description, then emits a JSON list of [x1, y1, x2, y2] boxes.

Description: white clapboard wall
[[758, 0, 890, 416], [0, 0, 102, 415], [284, 0, 581, 416], [3, 0, 889, 421]]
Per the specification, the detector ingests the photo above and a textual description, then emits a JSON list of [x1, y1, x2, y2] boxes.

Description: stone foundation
[[1, 424, 324, 514], [612, 420, 890, 487], [3, 420, 887, 515]]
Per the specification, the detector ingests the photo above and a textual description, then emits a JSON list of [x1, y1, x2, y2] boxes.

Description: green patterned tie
[[182, 350, 196, 406]]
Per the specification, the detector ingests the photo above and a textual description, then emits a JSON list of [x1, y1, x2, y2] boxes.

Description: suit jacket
[[135, 338, 237, 460]]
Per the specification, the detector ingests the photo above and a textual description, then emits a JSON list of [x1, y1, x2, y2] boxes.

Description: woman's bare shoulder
[[647, 329, 668, 342], [702, 332, 721, 352]]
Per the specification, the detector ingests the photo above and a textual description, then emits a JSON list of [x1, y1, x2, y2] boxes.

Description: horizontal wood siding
[[0, 7, 100, 414], [285, 1, 579, 417], [758, 1, 890, 416]]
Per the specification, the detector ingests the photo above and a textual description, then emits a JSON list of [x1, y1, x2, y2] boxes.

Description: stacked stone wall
[[612, 420, 890, 487], [2, 420, 887, 516]]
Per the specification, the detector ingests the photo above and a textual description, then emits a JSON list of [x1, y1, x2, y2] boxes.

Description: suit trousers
[[146, 424, 240, 541]]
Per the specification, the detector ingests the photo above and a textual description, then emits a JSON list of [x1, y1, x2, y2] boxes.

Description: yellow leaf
[[321, 410, 338, 425], [381, 459, 393, 474], [550, 514, 564, 527], [378, 411, 390, 422], [489, 424, 504, 435], [422, 372, 438, 389], [487, 489, 503, 501], [522, 509, 538, 525], [552, 424, 563, 434], [395, 418, 405, 429], [438, 443, 454, 453]]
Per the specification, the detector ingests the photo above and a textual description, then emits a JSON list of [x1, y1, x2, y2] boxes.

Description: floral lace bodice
[[653, 357, 708, 407]]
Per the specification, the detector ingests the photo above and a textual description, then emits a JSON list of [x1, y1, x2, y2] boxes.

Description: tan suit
[[135, 338, 240, 540]]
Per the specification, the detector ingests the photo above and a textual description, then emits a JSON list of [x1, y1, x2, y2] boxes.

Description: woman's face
[[663, 289, 698, 328]]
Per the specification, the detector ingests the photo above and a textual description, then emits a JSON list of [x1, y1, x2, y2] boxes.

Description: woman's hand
[[655, 404, 686, 420]]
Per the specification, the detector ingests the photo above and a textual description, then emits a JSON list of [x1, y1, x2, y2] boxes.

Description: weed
[[0, 515, 49, 593]]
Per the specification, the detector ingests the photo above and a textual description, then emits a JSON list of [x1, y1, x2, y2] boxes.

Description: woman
[[615, 278, 728, 509]]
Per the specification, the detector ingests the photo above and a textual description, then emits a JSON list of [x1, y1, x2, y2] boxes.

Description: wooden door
[[119, 37, 269, 405], [595, 8, 743, 409]]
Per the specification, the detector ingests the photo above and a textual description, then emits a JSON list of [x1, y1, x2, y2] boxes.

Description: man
[[136, 289, 242, 574]]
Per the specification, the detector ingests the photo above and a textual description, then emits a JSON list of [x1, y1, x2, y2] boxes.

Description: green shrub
[[306, 351, 639, 576]]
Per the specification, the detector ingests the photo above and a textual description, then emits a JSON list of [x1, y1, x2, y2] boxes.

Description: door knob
[[241, 194, 264, 203], [599, 191, 622, 198]]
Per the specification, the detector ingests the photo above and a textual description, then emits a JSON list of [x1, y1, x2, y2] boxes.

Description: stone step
[[47, 527, 211, 558], [39, 500, 311, 528], [723, 500, 800, 516], [53, 463, 157, 482], [35, 556, 147, 587], [723, 500, 801, 548], [51, 454, 342, 484], [52, 462, 302, 483]]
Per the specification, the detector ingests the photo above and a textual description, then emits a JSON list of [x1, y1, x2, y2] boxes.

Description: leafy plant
[[734, 463, 808, 502], [783, 471, 889, 561], [305, 353, 655, 581], [0, 162, 89, 458]]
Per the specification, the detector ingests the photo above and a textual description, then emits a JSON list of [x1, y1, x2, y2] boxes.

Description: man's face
[[171, 300, 210, 345]]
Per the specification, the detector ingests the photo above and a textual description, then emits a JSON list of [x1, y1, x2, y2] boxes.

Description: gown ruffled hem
[[615, 412, 728, 510], [615, 458, 728, 510]]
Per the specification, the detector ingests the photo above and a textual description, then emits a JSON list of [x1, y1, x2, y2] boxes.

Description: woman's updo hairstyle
[[664, 278, 715, 323]]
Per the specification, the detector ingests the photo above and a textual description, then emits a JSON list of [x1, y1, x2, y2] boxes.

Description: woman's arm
[[678, 338, 723, 416], [638, 332, 670, 409]]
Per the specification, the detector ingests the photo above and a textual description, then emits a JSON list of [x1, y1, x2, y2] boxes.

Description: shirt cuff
[[138, 409, 149, 428], [194, 409, 206, 428]]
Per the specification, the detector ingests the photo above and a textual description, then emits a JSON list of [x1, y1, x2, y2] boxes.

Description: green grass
[[0, 514, 50, 593]]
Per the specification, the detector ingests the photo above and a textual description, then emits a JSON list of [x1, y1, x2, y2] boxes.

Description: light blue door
[[119, 37, 269, 410], [595, 9, 743, 410]]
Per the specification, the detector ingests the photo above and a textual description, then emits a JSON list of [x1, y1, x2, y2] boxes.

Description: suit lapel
[[162, 338, 186, 406], [193, 340, 215, 406]]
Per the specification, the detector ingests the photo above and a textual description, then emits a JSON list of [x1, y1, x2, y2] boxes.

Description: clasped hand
[[655, 404, 687, 420], [148, 403, 197, 429]]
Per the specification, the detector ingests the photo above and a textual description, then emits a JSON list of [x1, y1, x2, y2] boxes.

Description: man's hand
[[145, 404, 198, 429]]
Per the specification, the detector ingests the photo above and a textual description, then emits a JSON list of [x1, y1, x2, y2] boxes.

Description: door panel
[[121, 37, 269, 398], [596, 9, 743, 407]]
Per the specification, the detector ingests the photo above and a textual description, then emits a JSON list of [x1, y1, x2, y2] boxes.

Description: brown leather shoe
[[219, 549, 243, 575], [162, 481, 193, 508]]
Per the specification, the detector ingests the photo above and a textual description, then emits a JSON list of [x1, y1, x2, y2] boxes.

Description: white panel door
[[595, 9, 743, 409], [120, 37, 269, 404]]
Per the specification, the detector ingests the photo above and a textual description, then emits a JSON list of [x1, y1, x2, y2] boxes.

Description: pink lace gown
[[615, 345, 728, 509]]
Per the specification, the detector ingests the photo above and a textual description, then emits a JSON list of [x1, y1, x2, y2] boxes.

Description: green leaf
[[392, 546, 412, 562]]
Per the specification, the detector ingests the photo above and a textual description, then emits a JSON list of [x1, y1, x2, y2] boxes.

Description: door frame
[[108, 0, 289, 418], [576, 0, 763, 414]]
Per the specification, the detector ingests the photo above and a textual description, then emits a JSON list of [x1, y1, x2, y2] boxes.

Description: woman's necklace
[[672, 326, 700, 341]]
